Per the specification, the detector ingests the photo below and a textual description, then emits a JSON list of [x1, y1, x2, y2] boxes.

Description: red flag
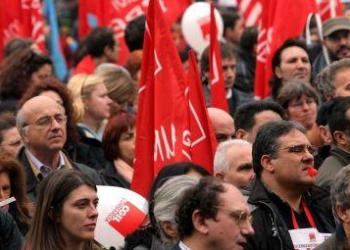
[[254, 0, 317, 99], [317, 0, 343, 22], [0, 0, 46, 61], [237, 0, 262, 27], [187, 50, 217, 173], [131, 0, 189, 198], [209, 3, 229, 112]]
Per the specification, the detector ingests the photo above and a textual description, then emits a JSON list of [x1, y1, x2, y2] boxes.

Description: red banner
[[131, 0, 189, 198], [237, 0, 262, 27], [187, 50, 217, 172], [0, 0, 46, 61], [209, 3, 228, 112], [317, 0, 343, 22], [254, 0, 317, 99]]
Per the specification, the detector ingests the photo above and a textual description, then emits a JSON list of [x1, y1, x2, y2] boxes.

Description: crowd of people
[[2, 1, 350, 250]]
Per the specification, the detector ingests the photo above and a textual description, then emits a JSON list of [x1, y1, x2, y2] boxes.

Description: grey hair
[[154, 175, 198, 227], [315, 66, 333, 102], [331, 165, 350, 221], [214, 139, 252, 174], [16, 107, 28, 138], [317, 59, 350, 101]]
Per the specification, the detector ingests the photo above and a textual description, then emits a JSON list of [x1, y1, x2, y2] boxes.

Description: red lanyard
[[291, 201, 316, 229]]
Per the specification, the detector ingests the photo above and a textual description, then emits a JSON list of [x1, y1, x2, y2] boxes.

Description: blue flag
[[44, 0, 68, 81]]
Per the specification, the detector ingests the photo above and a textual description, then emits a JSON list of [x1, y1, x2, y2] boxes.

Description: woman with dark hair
[[0, 112, 23, 156], [123, 162, 210, 250], [0, 48, 52, 113], [23, 169, 101, 250], [277, 81, 321, 146], [100, 113, 136, 188], [0, 150, 33, 235], [18, 77, 104, 170]]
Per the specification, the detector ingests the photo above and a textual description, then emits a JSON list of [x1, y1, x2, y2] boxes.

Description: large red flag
[[317, 0, 343, 22], [187, 50, 217, 172], [254, 0, 318, 99], [0, 0, 46, 61], [209, 3, 229, 112], [131, 0, 189, 198]]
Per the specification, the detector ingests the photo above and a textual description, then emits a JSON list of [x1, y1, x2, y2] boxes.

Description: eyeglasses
[[276, 144, 317, 156], [24, 114, 67, 128], [214, 206, 253, 225]]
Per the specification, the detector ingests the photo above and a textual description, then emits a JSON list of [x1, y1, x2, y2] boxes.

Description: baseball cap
[[322, 17, 350, 37]]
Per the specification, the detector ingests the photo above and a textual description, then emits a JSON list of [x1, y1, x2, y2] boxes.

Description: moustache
[[337, 45, 350, 53]]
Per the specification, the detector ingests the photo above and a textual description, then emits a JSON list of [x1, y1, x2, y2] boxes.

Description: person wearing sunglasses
[[317, 97, 350, 191], [245, 120, 335, 250], [173, 176, 254, 250]]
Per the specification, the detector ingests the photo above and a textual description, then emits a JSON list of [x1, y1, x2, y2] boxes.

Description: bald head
[[17, 96, 64, 130], [207, 107, 235, 143]]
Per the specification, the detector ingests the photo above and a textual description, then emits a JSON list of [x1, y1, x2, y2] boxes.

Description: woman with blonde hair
[[95, 64, 136, 115]]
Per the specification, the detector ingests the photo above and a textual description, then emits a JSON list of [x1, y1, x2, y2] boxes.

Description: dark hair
[[240, 26, 258, 52], [220, 9, 241, 35], [276, 81, 319, 109], [270, 39, 311, 100], [125, 15, 146, 52], [0, 49, 52, 99], [102, 113, 136, 161], [0, 112, 16, 143], [234, 101, 285, 132], [3, 38, 34, 58], [201, 42, 237, 73], [0, 150, 32, 226], [327, 97, 350, 143], [316, 101, 333, 126], [25, 170, 97, 250], [176, 176, 225, 239], [86, 27, 115, 58], [252, 120, 306, 177], [18, 77, 79, 144]]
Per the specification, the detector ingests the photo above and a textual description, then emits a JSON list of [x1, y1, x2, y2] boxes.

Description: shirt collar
[[26, 149, 65, 174], [179, 241, 191, 250]]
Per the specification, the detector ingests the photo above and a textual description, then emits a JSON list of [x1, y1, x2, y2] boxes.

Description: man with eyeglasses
[[245, 120, 335, 250], [16, 96, 104, 201], [173, 176, 254, 250], [317, 97, 350, 191], [313, 17, 350, 77], [207, 107, 235, 144]]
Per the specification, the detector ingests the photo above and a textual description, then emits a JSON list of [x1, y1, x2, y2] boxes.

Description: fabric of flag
[[209, 3, 229, 112], [187, 50, 217, 173], [0, 0, 46, 61], [254, 0, 318, 99], [317, 0, 343, 22], [44, 0, 68, 81], [131, 0, 189, 198], [237, 0, 262, 27]]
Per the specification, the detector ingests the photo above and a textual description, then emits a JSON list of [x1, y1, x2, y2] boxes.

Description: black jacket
[[17, 147, 105, 201], [0, 210, 23, 250], [99, 161, 130, 188], [245, 178, 335, 250]]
